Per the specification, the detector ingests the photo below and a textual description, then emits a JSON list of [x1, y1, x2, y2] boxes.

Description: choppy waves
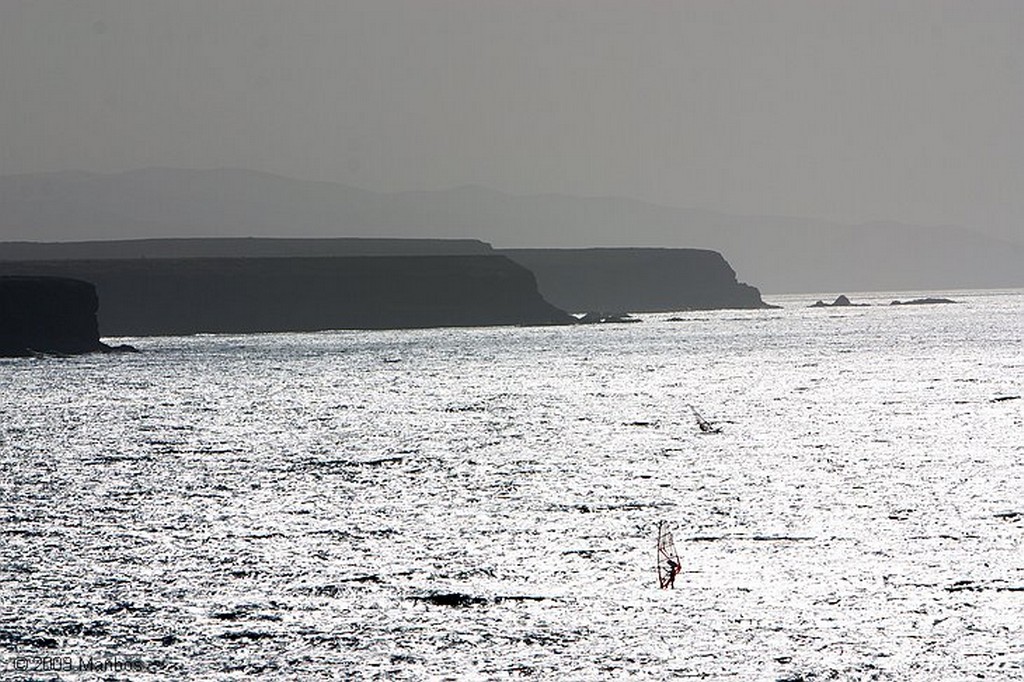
[[1, 290, 1022, 679]]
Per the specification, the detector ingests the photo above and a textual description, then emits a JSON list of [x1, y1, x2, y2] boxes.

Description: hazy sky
[[2, 1, 1022, 242]]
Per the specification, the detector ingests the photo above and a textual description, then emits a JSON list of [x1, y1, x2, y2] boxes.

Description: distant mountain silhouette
[[3, 168, 1021, 293]]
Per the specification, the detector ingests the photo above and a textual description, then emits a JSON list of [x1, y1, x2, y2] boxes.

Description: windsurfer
[[690, 404, 720, 434], [666, 559, 680, 588]]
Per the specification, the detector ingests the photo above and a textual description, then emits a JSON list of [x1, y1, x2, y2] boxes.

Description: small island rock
[[811, 294, 868, 308], [576, 311, 641, 324], [890, 297, 957, 305]]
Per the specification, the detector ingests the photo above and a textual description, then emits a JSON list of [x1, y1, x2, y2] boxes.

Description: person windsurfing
[[657, 521, 683, 589], [689, 404, 721, 434], [665, 558, 681, 588]]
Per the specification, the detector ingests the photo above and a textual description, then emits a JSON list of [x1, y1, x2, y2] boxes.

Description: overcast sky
[[2, 0, 1022, 243]]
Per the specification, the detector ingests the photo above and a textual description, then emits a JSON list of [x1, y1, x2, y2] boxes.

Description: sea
[[1, 288, 1021, 681]]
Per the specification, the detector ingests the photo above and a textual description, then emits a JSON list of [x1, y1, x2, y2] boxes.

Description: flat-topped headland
[[0, 255, 572, 336], [501, 248, 772, 313], [0, 237, 494, 261], [2, 239, 773, 335]]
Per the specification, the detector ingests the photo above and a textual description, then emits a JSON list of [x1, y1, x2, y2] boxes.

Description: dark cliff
[[0, 237, 493, 261], [501, 248, 770, 313], [0, 256, 573, 336], [0, 276, 105, 356]]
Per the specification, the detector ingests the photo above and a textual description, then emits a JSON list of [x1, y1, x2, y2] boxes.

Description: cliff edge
[[0, 276, 107, 356], [0, 256, 572, 336], [501, 248, 770, 313]]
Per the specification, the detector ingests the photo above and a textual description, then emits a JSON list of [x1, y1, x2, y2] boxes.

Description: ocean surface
[[1, 289, 1021, 680]]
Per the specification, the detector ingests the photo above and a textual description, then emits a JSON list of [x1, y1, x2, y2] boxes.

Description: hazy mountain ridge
[[2, 168, 1021, 293]]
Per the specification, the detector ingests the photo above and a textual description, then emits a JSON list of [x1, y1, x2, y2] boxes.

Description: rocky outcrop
[[890, 297, 957, 305], [0, 276, 106, 356], [501, 248, 771, 313], [0, 256, 572, 336], [575, 311, 641, 324], [810, 295, 868, 308]]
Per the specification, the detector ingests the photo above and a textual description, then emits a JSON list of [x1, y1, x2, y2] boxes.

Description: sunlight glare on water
[[1, 289, 1022, 680]]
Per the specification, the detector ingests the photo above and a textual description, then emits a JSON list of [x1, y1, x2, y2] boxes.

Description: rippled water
[[2, 289, 1022, 680]]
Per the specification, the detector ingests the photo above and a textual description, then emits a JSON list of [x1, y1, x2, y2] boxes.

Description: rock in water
[[0, 276, 105, 356], [811, 294, 867, 308], [576, 311, 641, 324], [890, 297, 957, 305]]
